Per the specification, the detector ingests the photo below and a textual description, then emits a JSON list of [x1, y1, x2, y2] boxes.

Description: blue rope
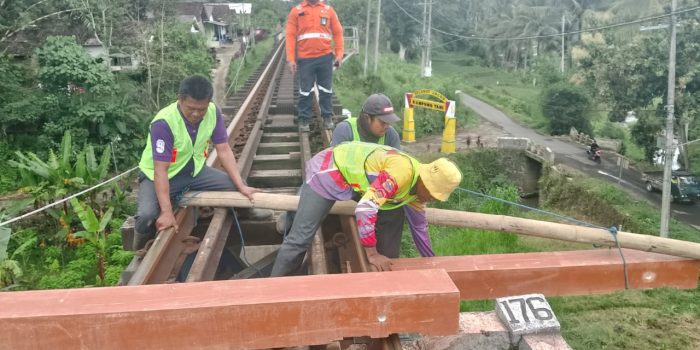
[[455, 187, 605, 229], [232, 209, 263, 278], [455, 186, 629, 289]]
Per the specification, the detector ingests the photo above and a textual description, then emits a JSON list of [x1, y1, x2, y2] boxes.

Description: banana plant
[[69, 198, 113, 286], [9, 131, 112, 239], [0, 197, 34, 290]]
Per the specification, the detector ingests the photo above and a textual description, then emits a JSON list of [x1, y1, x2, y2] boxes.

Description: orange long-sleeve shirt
[[285, 1, 344, 62]]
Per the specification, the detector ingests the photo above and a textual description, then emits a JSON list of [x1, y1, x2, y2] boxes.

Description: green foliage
[[70, 198, 114, 286], [335, 53, 475, 138], [596, 121, 626, 140], [0, 196, 34, 260], [541, 83, 592, 135], [533, 58, 564, 85], [0, 259, 22, 290], [631, 112, 663, 162], [36, 36, 115, 94], [226, 38, 274, 95], [8, 130, 115, 243], [148, 21, 213, 107], [1, 36, 147, 168], [0, 57, 42, 139]]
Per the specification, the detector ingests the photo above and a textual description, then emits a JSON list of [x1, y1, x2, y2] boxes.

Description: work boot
[[323, 118, 334, 130], [132, 229, 154, 252], [236, 207, 273, 221], [299, 119, 310, 132]]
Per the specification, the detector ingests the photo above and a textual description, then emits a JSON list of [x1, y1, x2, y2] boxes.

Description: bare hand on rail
[[287, 61, 297, 74], [238, 185, 258, 202], [156, 211, 178, 233], [365, 247, 391, 272]]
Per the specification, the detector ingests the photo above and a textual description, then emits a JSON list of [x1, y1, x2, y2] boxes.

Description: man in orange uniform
[[286, 0, 344, 132]]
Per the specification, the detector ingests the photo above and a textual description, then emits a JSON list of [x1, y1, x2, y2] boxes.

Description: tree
[[0, 0, 80, 50], [144, 21, 213, 108], [541, 82, 592, 135], [578, 20, 700, 166], [35, 36, 115, 93], [382, 0, 422, 61]]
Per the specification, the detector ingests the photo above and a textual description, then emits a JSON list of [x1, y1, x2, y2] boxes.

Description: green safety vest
[[346, 117, 386, 145], [332, 142, 419, 210], [139, 101, 217, 180]]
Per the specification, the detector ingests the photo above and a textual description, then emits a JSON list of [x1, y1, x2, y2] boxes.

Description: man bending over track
[[271, 142, 462, 276]]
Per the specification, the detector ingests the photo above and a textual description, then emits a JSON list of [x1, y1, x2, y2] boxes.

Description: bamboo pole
[[179, 192, 700, 260]]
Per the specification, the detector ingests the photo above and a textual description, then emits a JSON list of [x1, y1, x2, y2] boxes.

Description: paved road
[[459, 93, 700, 230]]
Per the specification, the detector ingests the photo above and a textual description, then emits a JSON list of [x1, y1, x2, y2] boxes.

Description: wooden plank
[[391, 249, 700, 300], [249, 169, 303, 178], [0, 270, 460, 350], [258, 142, 301, 148], [186, 208, 232, 282], [178, 192, 700, 260], [254, 153, 300, 161]]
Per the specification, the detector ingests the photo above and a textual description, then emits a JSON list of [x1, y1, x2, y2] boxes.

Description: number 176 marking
[[499, 296, 554, 324]]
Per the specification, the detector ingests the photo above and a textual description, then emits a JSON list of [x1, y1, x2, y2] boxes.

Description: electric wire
[[389, 0, 700, 42]]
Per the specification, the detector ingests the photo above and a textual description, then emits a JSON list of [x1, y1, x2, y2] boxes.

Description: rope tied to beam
[[455, 186, 630, 290]]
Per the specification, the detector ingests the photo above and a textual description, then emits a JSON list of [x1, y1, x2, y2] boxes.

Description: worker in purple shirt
[[133, 75, 270, 250], [276, 94, 408, 258], [330, 94, 406, 258]]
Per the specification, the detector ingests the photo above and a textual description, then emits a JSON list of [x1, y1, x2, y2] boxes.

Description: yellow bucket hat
[[418, 158, 462, 202]]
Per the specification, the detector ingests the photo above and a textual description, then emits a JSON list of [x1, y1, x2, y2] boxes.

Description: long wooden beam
[[179, 192, 700, 260], [391, 249, 700, 300], [0, 270, 459, 350]]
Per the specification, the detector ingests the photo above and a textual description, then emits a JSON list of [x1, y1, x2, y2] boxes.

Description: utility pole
[[660, 0, 678, 238], [250, 13, 256, 48], [560, 14, 565, 73], [420, 1, 427, 77], [364, 0, 372, 75], [425, 0, 432, 77], [373, 0, 381, 74]]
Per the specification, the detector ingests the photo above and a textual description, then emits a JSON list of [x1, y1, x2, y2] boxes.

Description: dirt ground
[[212, 43, 242, 106], [401, 119, 509, 154]]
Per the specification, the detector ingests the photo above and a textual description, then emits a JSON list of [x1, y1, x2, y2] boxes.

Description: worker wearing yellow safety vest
[[134, 75, 270, 251], [332, 94, 405, 258], [285, 0, 344, 132], [270, 142, 462, 276]]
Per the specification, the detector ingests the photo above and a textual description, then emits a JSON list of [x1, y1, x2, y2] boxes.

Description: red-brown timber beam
[[391, 249, 700, 300], [0, 270, 459, 350]]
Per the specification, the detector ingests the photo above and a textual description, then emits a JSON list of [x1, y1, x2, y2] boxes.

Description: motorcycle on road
[[586, 148, 602, 163]]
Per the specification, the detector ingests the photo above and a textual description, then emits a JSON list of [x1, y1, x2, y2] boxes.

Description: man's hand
[[156, 211, 178, 233], [287, 61, 297, 74], [238, 184, 258, 202], [333, 57, 342, 69], [365, 247, 391, 272]]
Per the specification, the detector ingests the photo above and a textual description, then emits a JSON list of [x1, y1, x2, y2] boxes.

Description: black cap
[[362, 94, 400, 123]]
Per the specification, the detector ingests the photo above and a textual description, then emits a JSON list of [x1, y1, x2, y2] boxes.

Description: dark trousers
[[133, 166, 237, 250], [297, 53, 334, 122], [271, 185, 406, 277]]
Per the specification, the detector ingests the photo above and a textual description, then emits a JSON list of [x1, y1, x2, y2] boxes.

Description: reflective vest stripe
[[297, 32, 332, 41], [332, 142, 418, 210], [139, 102, 217, 180]]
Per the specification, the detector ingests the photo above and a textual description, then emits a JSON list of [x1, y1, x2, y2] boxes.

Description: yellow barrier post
[[441, 100, 456, 153], [402, 93, 415, 142]]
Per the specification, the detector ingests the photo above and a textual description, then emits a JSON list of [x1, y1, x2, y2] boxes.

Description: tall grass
[[225, 38, 274, 95]]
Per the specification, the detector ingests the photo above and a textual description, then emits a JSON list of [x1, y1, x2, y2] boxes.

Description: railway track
[[120, 39, 402, 349]]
